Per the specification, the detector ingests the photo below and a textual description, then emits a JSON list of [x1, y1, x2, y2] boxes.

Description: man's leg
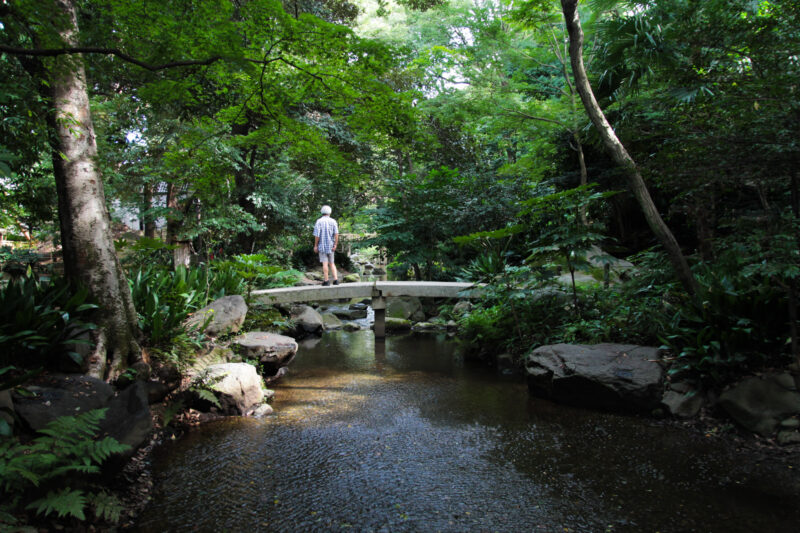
[[321, 261, 329, 282], [330, 257, 338, 283]]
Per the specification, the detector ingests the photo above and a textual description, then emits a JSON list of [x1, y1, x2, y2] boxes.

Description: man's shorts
[[318, 251, 335, 264]]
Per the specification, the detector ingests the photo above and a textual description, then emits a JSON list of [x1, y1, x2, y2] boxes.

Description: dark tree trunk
[[694, 196, 714, 262], [47, 0, 141, 380], [412, 263, 422, 281], [561, 0, 698, 294], [142, 182, 156, 238], [574, 131, 588, 226]]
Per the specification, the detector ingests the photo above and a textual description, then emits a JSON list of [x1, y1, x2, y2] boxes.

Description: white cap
[[321, 205, 332, 215]]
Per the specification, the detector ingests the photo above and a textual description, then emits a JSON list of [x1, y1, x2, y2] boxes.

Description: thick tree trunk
[[561, 0, 698, 294], [49, 0, 141, 380]]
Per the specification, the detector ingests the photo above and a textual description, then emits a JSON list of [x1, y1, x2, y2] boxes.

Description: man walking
[[313, 205, 339, 285]]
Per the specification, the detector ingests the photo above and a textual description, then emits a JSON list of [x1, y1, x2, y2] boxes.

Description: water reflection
[[135, 330, 800, 533]]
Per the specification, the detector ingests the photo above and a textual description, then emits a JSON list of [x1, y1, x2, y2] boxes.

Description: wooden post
[[372, 295, 386, 339]]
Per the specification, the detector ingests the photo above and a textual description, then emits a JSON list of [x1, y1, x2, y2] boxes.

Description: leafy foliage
[[662, 248, 794, 385], [116, 237, 177, 270], [128, 264, 245, 346], [0, 274, 98, 370], [370, 166, 519, 280], [458, 247, 673, 360], [0, 247, 41, 277], [213, 254, 302, 299], [521, 185, 618, 308], [0, 409, 129, 528]]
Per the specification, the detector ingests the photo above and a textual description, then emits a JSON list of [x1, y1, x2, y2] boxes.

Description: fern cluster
[[0, 408, 129, 528], [0, 273, 98, 370]]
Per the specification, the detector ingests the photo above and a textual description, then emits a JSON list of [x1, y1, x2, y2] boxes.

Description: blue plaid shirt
[[313, 216, 339, 253]]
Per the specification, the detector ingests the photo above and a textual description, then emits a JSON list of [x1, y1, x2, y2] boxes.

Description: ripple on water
[[135, 330, 800, 533]]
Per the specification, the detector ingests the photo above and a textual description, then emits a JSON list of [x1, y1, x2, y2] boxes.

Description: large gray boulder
[[452, 301, 472, 316], [290, 304, 324, 334], [12, 374, 152, 452], [233, 331, 298, 376], [525, 344, 665, 412], [185, 295, 248, 336], [101, 381, 153, 450], [322, 312, 344, 330], [13, 374, 115, 430], [332, 308, 368, 320], [387, 297, 425, 322], [718, 374, 800, 436], [193, 363, 265, 416]]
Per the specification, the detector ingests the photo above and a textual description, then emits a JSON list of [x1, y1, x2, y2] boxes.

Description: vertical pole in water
[[372, 295, 386, 339]]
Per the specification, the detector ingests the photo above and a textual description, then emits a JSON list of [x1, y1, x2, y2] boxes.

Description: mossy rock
[[343, 273, 361, 283], [322, 313, 344, 330], [387, 296, 423, 320], [243, 305, 286, 332], [384, 317, 412, 332]]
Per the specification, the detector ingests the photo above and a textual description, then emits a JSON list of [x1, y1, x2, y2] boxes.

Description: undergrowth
[[0, 409, 129, 529]]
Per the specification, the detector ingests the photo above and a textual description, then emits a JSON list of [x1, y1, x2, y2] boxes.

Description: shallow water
[[135, 329, 800, 532]]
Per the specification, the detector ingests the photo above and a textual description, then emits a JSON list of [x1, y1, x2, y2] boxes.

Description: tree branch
[[499, 107, 569, 129], [0, 44, 281, 71]]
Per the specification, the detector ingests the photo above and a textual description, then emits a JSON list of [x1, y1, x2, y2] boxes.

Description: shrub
[[0, 246, 41, 278], [128, 264, 244, 347], [129, 266, 206, 347], [0, 274, 97, 370], [457, 249, 675, 356], [661, 259, 789, 385], [213, 254, 302, 299], [115, 237, 174, 270]]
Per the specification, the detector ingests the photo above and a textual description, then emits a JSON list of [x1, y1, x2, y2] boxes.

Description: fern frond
[[193, 388, 221, 408], [26, 488, 87, 520], [162, 399, 184, 427], [88, 490, 124, 523], [48, 464, 101, 477], [0, 507, 22, 529], [37, 409, 106, 441], [1, 463, 42, 487], [87, 437, 131, 463]]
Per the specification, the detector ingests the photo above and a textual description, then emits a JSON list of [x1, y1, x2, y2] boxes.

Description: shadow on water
[[134, 330, 800, 532]]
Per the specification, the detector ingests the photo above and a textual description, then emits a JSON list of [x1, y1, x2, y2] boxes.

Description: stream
[[134, 328, 800, 532]]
